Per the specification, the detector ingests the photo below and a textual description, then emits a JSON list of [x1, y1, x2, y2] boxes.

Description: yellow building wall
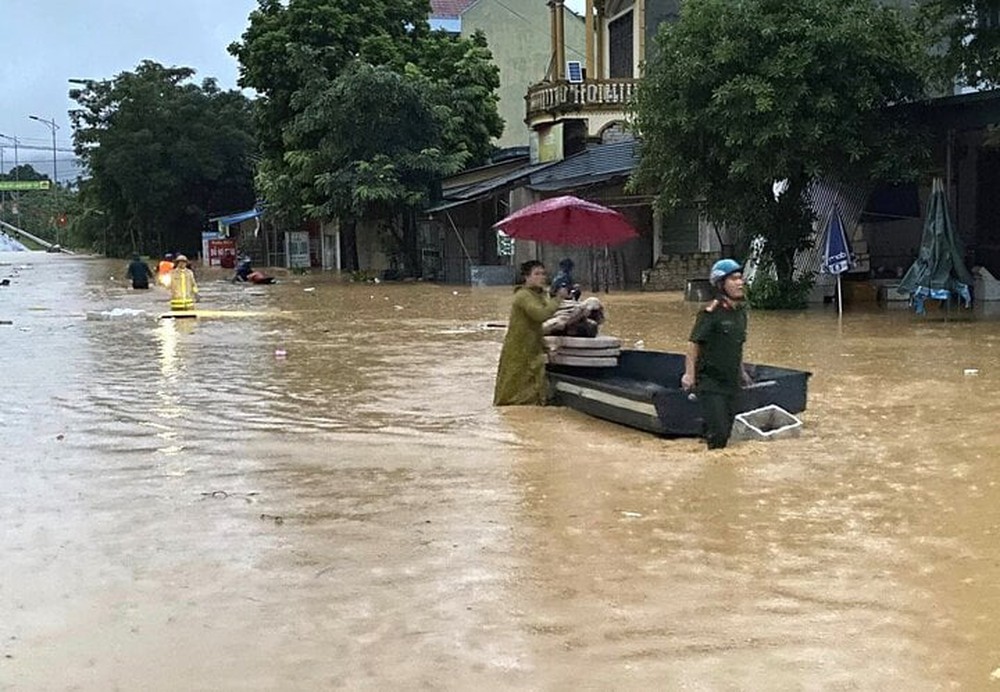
[[462, 0, 586, 149]]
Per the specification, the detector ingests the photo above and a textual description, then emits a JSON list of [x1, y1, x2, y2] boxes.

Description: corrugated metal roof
[[797, 180, 870, 279], [210, 207, 265, 225], [426, 161, 558, 213], [527, 140, 640, 192]]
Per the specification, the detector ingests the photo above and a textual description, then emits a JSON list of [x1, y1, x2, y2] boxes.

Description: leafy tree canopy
[[1, 164, 49, 183], [0, 164, 76, 249], [69, 61, 257, 257], [632, 0, 929, 294], [920, 1, 1000, 89], [229, 0, 503, 272]]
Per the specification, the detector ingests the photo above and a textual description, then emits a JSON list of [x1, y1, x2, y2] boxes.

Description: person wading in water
[[681, 258, 753, 449]]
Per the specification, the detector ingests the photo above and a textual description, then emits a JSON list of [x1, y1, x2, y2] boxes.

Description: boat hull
[[546, 350, 811, 437]]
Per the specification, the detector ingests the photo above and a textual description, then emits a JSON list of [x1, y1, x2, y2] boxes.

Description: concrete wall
[[462, 0, 586, 149], [642, 252, 719, 291]]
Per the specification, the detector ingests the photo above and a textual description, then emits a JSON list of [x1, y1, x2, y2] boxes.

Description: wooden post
[[596, 0, 606, 79], [555, 0, 566, 80], [548, 1, 558, 80], [637, 0, 646, 72], [585, 0, 595, 79]]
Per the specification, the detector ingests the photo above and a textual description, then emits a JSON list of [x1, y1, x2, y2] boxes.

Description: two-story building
[[429, 0, 1000, 296], [523, 0, 1000, 295]]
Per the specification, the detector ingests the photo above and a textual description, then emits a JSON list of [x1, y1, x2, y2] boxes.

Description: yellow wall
[[462, 0, 586, 149]]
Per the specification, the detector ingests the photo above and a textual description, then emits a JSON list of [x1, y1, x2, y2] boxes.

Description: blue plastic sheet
[[910, 284, 971, 315]]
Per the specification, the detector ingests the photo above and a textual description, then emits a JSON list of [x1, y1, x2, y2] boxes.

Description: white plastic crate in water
[[731, 405, 802, 442]]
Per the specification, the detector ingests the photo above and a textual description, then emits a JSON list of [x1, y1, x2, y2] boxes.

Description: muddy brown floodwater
[[1, 252, 999, 690]]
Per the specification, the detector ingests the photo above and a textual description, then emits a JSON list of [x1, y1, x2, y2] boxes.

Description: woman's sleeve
[[514, 291, 559, 323]]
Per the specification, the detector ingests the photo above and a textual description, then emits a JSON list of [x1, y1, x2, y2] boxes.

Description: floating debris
[[86, 308, 149, 321]]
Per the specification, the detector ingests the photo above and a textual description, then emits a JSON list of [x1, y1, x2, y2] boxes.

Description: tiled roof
[[430, 0, 476, 19]]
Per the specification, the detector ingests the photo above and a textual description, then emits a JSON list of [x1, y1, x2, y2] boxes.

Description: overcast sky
[[0, 0, 586, 181]]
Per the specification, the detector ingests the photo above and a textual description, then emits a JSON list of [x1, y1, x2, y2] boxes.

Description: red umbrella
[[493, 195, 639, 247]]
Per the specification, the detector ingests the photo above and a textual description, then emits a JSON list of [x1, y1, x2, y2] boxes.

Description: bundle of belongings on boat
[[543, 296, 620, 367], [543, 296, 605, 337]]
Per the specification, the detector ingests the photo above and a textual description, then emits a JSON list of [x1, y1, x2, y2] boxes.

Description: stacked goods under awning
[[545, 335, 621, 367]]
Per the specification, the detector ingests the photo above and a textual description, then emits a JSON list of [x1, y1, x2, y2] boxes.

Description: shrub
[[747, 270, 815, 310]]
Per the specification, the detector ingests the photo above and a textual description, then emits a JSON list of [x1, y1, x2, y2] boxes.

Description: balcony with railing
[[525, 78, 638, 122]]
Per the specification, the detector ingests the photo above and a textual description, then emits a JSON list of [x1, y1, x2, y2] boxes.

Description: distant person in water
[[233, 256, 252, 282], [168, 254, 198, 311], [549, 258, 579, 300], [157, 253, 175, 287], [233, 256, 275, 284], [125, 253, 154, 290]]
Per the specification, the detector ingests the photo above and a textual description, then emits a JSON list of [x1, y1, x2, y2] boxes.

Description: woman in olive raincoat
[[493, 260, 562, 406]]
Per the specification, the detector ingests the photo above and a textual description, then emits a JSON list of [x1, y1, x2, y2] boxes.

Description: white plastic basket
[[731, 404, 802, 442]]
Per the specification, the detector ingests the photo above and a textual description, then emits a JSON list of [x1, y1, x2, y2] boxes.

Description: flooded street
[[2, 252, 999, 690]]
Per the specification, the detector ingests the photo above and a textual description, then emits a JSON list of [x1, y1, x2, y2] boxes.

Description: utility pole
[[0, 133, 22, 230], [28, 116, 60, 245]]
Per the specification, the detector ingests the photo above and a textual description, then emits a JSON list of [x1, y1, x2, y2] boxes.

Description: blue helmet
[[710, 258, 742, 286]]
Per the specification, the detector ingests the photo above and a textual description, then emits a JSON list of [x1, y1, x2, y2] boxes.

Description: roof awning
[[426, 198, 478, 215], [527, 170, 633, 192], [211, 207, 265, 226], [425, 161, 557, 215], [526, 140, 640, 192]]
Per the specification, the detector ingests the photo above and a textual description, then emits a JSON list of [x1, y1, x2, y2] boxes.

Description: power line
[[5, 157, 79, 165], [0, 144, 75, 154], [0, 136, 74, 148]]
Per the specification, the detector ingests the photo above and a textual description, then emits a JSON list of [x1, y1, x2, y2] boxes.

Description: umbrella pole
[[590, 247, 597, 293], [837, 274, 843, 318], [604, 245, 610, 294]]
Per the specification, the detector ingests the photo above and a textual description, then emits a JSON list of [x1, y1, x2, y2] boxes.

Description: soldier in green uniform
[[681, 259, 752, 449]]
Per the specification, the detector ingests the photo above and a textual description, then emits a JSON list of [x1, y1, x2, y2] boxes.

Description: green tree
[[632, 0, 929, 304], [920, 1, 1000, 89], [69, 61, 256, 257], [285, 62, 466, 272], [0, 165, 77, 248], [229, 0, 502, 272]]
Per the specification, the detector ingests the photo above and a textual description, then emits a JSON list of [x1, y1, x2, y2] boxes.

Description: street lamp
[[28, 116, 60, 245], [28, 115, 59, 187]]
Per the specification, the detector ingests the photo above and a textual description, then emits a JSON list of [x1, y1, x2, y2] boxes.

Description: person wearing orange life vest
[[168, 254, 198, 311], [157, 253, 175, 287]]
